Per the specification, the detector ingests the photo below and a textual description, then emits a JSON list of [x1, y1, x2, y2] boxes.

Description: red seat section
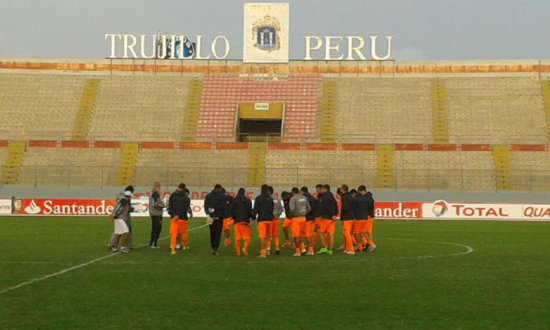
[[196, 75, 322, 140]]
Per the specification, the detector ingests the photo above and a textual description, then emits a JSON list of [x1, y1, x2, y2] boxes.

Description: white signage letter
[[370, 36, 393, 60], [324, 36, 344, 60], [105, 34, 121, 58], [195, 35, 211, 59], [346, 36, 366, 60], [139, 34, 156, 59], [211, 35, 230, 59], [304, 36, 323, 60], [123, 34, 138, 58]]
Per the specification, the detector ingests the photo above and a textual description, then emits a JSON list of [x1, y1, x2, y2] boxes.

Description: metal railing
[[7, 166, 550, 192]]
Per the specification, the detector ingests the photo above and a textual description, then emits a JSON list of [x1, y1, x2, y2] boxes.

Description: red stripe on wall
[[304, 143, 338, 150], [141, 142, 176, 149], [510, 144, 547, 152], [268, 143, 302, 150], [342, 143, 376, 151]]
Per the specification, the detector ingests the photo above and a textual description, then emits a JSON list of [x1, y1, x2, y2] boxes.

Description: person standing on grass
[[280, 191, 292, 247], [364, 189, 377, 252], [252, 184, 274, 258], [289, 187, 311, 257], [316, 184, 338, 255], [353, 185, 371, 252], [149, 182, 165, 249], [204, 184, 226, 255], [111, 191, 133, 253], [168, 183, 191, 255], [301, 186, 317, 255], [340, 184, 357, 255], [221, 188, 235, 247], [269, 186, 283, 255], [231, 188, 253, 256], [108, 185, 135, 250]]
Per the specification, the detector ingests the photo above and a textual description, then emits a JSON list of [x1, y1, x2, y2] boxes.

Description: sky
[[0, 0, 548, 61]]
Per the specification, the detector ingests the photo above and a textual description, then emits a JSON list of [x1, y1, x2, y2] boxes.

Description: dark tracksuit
[[366, 192, 375, 219], [168, 191, 191, 220], [231, 194, 252, 223], [304, 192, 317, 222], [353, 194, 370, 220], [204, 189, 226, 251], [282, 198, 291, 219], [224, 195, 235, 220], [340, 192, 356, 221], [252, 193, 274, 222], [149, 189, 164, 247], [319, 192, 338, 220]]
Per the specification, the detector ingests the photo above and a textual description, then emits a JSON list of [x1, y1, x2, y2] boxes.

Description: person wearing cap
[[168, 183, 191, 255], [149, 181, 165, 249], [108, 185, 135, 250], [110, 191, 132, 252]]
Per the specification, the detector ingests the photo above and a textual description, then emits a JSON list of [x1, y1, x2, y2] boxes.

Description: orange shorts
[[258, 221, 272, 239], [314, 217, 322, 228], [318, 218, 335, 234], [283, 218, 292, 228], [291, 217, 306, 237], [366, 217, 374, 234], [235, 222, 251, 240], [304, 221, 315, 237], [222, 218, 234, 231], [169, 219, 188, 235], [271, 218, 280, 237], [354, 219, 368, 234]]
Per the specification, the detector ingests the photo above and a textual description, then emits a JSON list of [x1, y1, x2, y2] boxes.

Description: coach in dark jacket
[[204, 184, 226, 255]]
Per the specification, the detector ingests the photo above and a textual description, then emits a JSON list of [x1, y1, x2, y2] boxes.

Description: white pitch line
[[0, 223, 208, 295], [383, 237, 474, 259]]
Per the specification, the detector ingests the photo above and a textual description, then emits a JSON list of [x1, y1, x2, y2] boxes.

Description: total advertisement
[[422, 200, 550, 221]]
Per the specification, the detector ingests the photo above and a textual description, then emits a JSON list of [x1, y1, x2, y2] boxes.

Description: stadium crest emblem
[[432, 200, 449, 217], [251, 15, 281, 52]]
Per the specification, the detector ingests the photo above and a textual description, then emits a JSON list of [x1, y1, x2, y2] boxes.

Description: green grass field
[[0, 216, 548, 329]]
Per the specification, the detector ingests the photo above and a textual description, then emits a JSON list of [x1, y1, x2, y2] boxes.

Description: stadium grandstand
[[0, 58, 550, 192]]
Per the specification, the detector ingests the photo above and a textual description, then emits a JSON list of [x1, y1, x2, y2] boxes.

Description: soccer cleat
[[292, 253, 301, 257], [345, 251, 355, 255], [258, 254, 267, 258], [275, 249, 280, 255], [301, 250, 307, 256], [120, 247, 130, 253], [111, 247, 119, 253], [176, 244, 181, 250], [306, 252, 315, 256], [242, 248, 249, 256], [183, 246, 189, 250], [171, 250, 176, 255], [317, 247, 328, 254], [367, 245, 377, 252], [212, 250, 219, 255], [326, 250, 334, 255]]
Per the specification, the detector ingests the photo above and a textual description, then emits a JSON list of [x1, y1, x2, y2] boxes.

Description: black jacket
[[204, 189, 226, 218], [282, 198, 291, 219], [223, 195, 234, 219], [304, 192, 317, 221], [318, 192, 338, 219], [366, 192, 375, 218], [252, 193, 274, 222], [231, 194, 252, 223], [340, 192, 356, 221], [313, 193, 323, 218], [353, 193, 375, 219], [168, 191, 191, 220]]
